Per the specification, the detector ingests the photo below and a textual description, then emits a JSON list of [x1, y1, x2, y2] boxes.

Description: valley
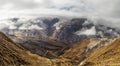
[[0, 17, 120, 66]]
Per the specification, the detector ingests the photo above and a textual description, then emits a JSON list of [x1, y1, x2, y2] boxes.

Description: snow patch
[[28, 25, 43, 30], [53, 20, 68, 30], [75, 26, 96, 36]]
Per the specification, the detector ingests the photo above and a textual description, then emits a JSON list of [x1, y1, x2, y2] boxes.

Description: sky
[[0, 0, 120, 19]]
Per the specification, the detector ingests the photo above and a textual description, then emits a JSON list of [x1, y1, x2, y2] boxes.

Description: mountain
[[81, 38, 120, 66], [60, 38, 116, 65], [1, 31, 120, 66], [1, 17, 120, 44], [0, 32, 35, 65], [1, 17, 120, 59], [0, 32, 75, 66]]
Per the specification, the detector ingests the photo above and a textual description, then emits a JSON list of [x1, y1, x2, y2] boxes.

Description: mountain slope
[[2, 17, 120, 44], [1, 17, 120, 66], [0, 32, 53, 66], [0, 32, 75, 66], [82, 38, 120, 66], [2, 17, 120, 59], [1, 31, 120, 66], [60, 38, 117, 66]]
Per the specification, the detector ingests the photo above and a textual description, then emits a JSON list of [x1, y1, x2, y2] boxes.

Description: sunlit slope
[[1, 31, 120, 66], [60, 38, 117, 66], [61, 38, 100, 65], [83, 38, 120, 66], [0, 32, 74, 66], [0, 32, 52, 66]]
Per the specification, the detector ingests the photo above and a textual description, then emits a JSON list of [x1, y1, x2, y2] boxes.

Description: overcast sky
[[0, 0, 120, 19]]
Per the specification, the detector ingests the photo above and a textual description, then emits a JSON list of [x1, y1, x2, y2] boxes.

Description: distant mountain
[[1, 17, 120, 59], [1, 17, 120, 44]]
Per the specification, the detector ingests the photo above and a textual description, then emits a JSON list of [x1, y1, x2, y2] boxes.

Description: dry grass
[[0, 32, 74, 66], [1, 31, 120, 66], [61, 38, 100, 65], [83, 38, 120, 66]]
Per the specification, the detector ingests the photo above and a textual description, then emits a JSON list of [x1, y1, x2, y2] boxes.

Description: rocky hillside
[[0, 32, 74, 66], [1, 17, 120, 66], [81, 38, 120, 66], [1, 31, 120, 66], [59, 38, 116, 65], [1, 17, 120, 61]]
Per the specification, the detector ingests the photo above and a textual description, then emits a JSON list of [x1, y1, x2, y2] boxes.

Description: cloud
[[0, 0, 119, 19], [0, 23, 9, 30], [110, 0, 120, 18]]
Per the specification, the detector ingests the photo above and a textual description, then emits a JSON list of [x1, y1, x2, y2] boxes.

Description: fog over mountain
[[0, 17, 120, 31], [0, 0, 120, 29]]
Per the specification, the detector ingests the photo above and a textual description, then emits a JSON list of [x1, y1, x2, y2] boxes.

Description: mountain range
[[0, 17, 120, 66]]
